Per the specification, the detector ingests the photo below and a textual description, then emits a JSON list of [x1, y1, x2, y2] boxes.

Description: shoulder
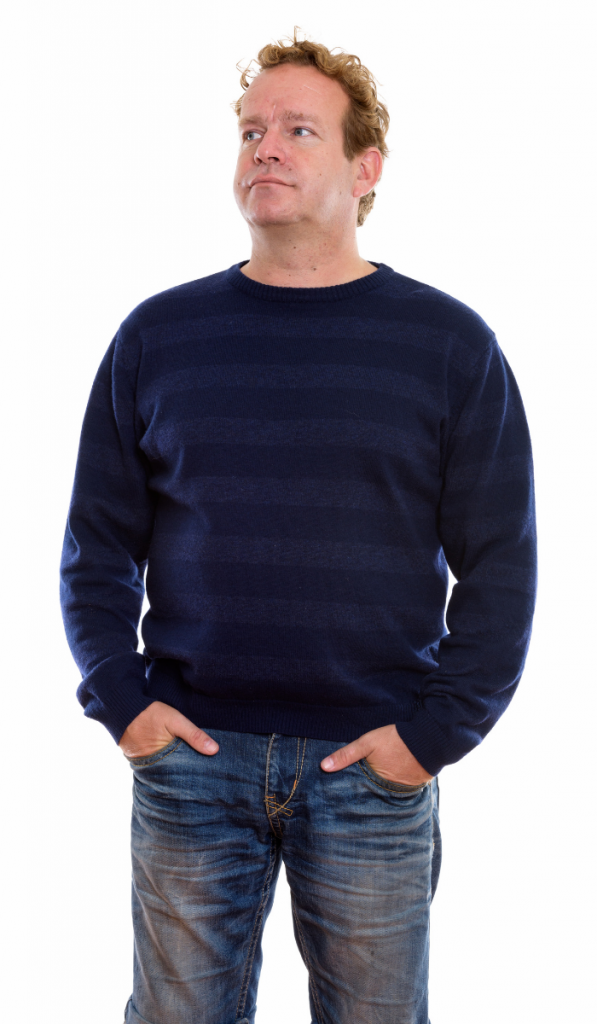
[[117, 267, 233, 338], [378, 266, 498, 366]]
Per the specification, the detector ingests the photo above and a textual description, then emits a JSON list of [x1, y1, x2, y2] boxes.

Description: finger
[[321, 738, 371, 772], [165, 709, 219, 755]]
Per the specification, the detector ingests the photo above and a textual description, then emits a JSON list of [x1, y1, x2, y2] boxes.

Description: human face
[[233, 64, 363, 232]]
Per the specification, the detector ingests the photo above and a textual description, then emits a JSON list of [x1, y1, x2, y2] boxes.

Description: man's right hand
[[118, 701, 219, 759]]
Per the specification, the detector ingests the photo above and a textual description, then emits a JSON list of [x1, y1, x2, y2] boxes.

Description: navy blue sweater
[[59, 261, 537, 776]]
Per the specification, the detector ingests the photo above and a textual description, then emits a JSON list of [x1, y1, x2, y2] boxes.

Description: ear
[[352, 147, 383, 199]]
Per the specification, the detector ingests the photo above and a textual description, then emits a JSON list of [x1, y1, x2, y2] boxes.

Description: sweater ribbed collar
[[226, 260, 394, 303]]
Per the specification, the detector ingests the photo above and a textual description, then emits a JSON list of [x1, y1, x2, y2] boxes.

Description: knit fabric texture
[[59, 261, 537, 776]]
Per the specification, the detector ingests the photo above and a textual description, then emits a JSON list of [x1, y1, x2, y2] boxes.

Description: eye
[[293, 127, 312, 137], [243, 130, 261, 142]]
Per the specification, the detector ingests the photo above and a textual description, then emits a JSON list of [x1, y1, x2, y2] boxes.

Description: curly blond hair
[[232, 28, 390, 227]]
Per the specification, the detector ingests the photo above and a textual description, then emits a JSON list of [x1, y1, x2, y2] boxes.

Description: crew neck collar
[[225, 261, 394, 303]]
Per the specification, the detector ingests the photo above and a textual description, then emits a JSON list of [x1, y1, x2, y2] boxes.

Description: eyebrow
[[238, 109, 325, 129]]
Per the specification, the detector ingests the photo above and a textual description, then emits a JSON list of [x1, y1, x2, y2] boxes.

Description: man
[[60, 30, 537, 1024]]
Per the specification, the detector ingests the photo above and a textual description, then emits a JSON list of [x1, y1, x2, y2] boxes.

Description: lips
[[250, 178, 290, 187]]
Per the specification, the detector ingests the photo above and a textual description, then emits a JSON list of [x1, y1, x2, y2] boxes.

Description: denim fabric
[[123, 729, 441, 1024]]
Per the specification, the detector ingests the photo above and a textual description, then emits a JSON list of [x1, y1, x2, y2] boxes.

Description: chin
[[247, 206, 302, 228], [243, 191, 300, 223]]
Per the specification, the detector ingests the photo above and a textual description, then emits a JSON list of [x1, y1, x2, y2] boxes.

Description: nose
[[253, 127, 287, 165]]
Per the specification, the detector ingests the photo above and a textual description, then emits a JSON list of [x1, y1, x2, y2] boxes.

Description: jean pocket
[[358, 757, 429, 795], [124, 736, 182, 768]]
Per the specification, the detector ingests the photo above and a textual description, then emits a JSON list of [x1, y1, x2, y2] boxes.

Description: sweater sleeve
[[59, 326, 158, 743], [396, 336, 537, 776]]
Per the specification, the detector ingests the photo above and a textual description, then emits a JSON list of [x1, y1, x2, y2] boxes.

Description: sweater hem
[[146, 674, 422, 745]]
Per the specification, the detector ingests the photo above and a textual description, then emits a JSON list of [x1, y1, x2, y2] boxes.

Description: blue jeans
[[123, 729, 441, 1024]]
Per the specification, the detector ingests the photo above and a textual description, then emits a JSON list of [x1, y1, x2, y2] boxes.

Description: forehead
[[240, 64, 350, 125]]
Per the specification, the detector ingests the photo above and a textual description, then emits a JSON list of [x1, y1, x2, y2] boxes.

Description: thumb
[[165, 709, 219, 755], [321, 737, 370, 772]]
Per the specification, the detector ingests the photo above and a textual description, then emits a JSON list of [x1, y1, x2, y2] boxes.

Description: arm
[[396, 337, 538, 776], [59, 326, 158, 743]]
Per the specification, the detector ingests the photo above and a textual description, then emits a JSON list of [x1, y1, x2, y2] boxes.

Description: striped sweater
[[59, 261, 537, 775]]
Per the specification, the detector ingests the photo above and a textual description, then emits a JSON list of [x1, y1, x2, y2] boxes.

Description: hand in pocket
[[320, 723, 433, 786], [118, 701, 219, 760]]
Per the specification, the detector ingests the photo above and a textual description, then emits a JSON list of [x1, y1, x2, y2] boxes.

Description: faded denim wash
[[123, 728, 441, 1024]]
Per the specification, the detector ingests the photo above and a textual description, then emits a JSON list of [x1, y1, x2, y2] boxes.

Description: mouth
[[250, 179, 290, 188]]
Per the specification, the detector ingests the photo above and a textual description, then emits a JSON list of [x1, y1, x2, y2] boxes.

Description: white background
[[2, 1, 595, 1021]]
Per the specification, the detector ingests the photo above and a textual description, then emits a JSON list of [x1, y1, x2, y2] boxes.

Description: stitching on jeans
[[264, 737, 308, 825], [291, 895, 325, 1024], [264, 734, 283, 838], [357, 758, 429, 794], [235, 834, 278, 1021], [125, 738, 182, 767], [272, 789, 283, 835]]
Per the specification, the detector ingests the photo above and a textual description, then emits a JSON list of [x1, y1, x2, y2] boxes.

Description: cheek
[[234, 151, 251, 182], [313, 167, 344, 201]]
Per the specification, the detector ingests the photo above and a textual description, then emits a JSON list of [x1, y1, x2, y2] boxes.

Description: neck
[[240, 225, 377, 288]]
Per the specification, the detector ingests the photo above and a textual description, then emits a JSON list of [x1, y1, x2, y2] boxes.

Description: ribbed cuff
[[76, 651, 155, 744], [395, 707, 463, 778]]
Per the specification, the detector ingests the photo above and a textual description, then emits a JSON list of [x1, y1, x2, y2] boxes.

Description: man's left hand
[[320, 723, 434, 785]]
